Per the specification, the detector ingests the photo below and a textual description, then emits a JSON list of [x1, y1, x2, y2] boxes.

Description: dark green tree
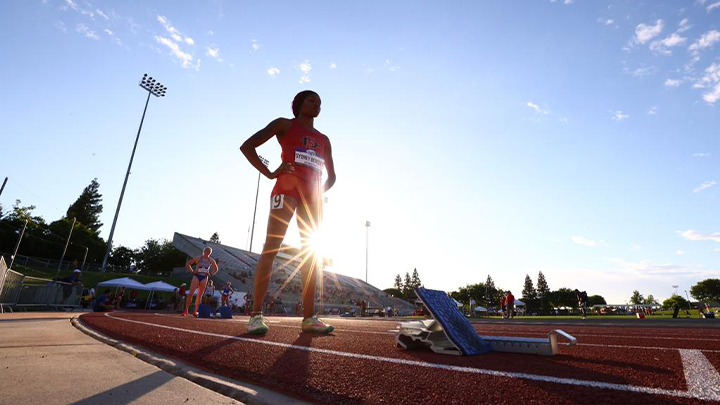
[[109, 246, 136, 270], [394, 274, 402, 290], [521, 274, 537, 308], [483, 275, 496, 307], [402, 272, 412, 298], [66, 178, 103, 233], [410, 268, 422, 289], [549, 288, 578, 309], [536, 271, 550, 309], [47, 218, 107, 265], [662, 294, 689, 310], [587, 295, 607, 306], [690, 279, 720, 303], [383, 288, 403, 298], [134, 239, 186, 275], [644, 294, 659, 306], [210, 232, 221, 244], [630, 290, 644, 305]]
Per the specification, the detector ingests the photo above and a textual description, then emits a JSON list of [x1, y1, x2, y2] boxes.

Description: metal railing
[[0, 256, 25, 313], [14, 277, 83, 310]]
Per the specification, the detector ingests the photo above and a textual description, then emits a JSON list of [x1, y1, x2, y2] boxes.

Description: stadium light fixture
[[249, 155, 270, 253], [101, 74, 168, 272]]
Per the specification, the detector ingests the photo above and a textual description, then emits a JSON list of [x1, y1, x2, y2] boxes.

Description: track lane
[[78, 313, 714, 404]]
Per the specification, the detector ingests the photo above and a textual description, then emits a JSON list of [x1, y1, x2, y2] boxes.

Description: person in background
[[505, 291, 515, 319], [93, 289, 114, 312], [204, 279, 215, 306], [575, 289, 588, 320], [221, 282, 234, 307], [500, 294, 507, 319], [113, 286, 125, 308]]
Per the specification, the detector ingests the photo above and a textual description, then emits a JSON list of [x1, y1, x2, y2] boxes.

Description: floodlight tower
[[101, 74, 167, 272]]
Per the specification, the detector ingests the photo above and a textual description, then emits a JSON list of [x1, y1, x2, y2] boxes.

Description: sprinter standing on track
[[240, 90, 336, 335], [183, 247, 219, 317]]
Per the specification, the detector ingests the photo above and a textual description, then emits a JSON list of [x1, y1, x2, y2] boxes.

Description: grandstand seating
[[172, 232, 414, 313]]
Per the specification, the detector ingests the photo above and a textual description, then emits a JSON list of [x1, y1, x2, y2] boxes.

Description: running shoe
[[248, 314, 269, 335], [182, 311, 188, 317], [301, 316, 334, 334], [193, 311, 199, 318]]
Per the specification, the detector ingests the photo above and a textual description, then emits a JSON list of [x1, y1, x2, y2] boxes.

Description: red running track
[[79, 313, 720, 405]]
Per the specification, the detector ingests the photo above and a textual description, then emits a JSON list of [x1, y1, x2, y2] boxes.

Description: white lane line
[[480, 332, 720, 342], [104, 313, 699, 400], [679, 349, 720, 401], [151, 314, 720, 351]]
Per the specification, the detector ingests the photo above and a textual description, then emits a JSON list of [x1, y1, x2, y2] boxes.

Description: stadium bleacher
[[171, 232, 414, 314]]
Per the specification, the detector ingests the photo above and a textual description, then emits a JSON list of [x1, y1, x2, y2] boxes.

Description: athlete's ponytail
[[292, 90, 319, 118]]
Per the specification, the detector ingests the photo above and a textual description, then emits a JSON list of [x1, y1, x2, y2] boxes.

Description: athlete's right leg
[[183, 276, 199, 315], [251, 195, 297, 314]]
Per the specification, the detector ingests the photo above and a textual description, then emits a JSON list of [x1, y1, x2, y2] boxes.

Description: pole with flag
[[365, 220, 370, 283]]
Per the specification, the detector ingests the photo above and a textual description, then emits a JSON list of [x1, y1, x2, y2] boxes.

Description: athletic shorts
[[270, 174, 322, 210], [194, 273, 208, 282]]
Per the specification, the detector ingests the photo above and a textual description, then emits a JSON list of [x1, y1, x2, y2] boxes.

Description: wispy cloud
[[251, 39, 260, 52], [624, 65, 656, 78], [611, 110, 629, 121], [205, 45, 222, 62], [298, 60, 312, 83], [605, 257, 710, 277], [330, 63, 337, 69], [665, 78, 681, 86], [689, 30, 720, 53], [597, 18, 615, 26], [677, 250, 685, 255], [633, 19, 664, 45], [267, 67, 280, 77], [104, 29, 122, 46], [650, 32, 687, 55], [75, 23, 99, 40], [647, 106, 657, 115], [526, 101, 550, 114], [679, 229, 720, 243], [155, 15, 199, 70], [678, 18, 691, 33], [571, 236, 596, 247], [96, 8, 109, 20], [696, 63, 720, 103], [54, 20, 67, 32], [693, 180, 717, 193], [707, 1, 720, 12], [693, 153, 710, 157]]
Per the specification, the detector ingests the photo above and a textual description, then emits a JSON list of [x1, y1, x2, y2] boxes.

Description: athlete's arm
[[210, 258, 219, 276], [240, 118, 295, 179], [185, 256, 199, 273], [323, 138, 336, 192]]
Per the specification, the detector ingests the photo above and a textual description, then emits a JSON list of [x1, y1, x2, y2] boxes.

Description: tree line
[[0, 179, 185, 274]]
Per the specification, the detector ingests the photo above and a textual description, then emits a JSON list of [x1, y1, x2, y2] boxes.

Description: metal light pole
[[101, 74, 167, 271], [672, 285, 679, 296], [0, 177, 7, 197], [685, 290, 693, 312], [249, 155, 269, 253], [81, 246, 89, 271], [365, 220, 370, 283], [55, 217, 76, 279], [9, 220, 28, 269]]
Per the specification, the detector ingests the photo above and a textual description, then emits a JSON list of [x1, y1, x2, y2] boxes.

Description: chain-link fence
[[0, 251, 128, 273]]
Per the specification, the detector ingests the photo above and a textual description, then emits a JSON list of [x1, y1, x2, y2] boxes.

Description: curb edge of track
[[71, 316, 317, 405]]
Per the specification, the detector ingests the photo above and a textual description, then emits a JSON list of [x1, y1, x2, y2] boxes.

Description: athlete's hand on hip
[[268, 162, 295, 179]]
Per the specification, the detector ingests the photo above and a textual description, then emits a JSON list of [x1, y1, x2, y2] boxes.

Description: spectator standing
[[205, 280, 215, 306], [500, 295, 507, 319], [221, 282, 234, 307], [113, 286, 126, 308], [505, 291, 515, 319]]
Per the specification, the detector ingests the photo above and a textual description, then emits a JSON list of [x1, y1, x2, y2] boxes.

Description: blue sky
[[1, 0, 718, 304]]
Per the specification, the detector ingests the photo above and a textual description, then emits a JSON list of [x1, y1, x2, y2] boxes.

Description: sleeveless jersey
[[197, 256, 212, 273], [279, 119, 328, 183]]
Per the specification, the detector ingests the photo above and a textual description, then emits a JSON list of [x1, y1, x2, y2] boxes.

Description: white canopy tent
[[474, 306, 488, 312], [97, 277, 148, 289], [514, 300, 525, 306], [144, 281, 179, 309]]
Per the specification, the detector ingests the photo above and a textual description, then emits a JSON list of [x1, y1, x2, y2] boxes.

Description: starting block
[[395, 288, 576, 356]]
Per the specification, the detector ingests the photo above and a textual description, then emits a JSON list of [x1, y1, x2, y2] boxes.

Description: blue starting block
[[197, 304, 212, 318], [216, 306, 233, 319], [395, 287, 576, 356]]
